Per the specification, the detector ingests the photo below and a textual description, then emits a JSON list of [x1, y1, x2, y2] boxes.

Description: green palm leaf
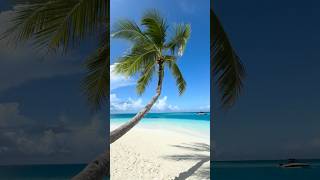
[[2, 0, 107, 52], [82, 43, 109, 110], [166, 61, 186, 95], [141, 9, 167, 47], [82, 25, 109, 110], [114, 45, 157, 77], [211, 10, 245, 107], [136, 62, 156, 95], [111, 19, 151, 44], [166, 24, 191, 56]]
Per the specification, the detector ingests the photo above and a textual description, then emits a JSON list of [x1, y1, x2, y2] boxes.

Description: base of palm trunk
[[72, 151, 109, 180]]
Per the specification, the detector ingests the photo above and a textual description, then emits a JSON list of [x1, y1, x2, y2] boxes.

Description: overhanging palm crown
[[111, 10, 190, 95], [1, 0, 109, 111]]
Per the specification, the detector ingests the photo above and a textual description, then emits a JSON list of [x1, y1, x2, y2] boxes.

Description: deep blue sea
[[1, 160, 319, 179], [212, 160, 320, 180], [0, 164, 109, 179]]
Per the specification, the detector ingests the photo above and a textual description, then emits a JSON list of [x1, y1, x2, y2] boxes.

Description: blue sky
[[213, 0, 320, 160], [110, 0, 210, 113]]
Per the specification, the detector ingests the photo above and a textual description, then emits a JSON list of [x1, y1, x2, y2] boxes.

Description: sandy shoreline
[[110, 127, 210, 180]]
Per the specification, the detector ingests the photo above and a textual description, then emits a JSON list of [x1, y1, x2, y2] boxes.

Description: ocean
[[111, 112, 210, 138], [212, 160, 320, 180], [0, 164, 109, 179], [1, 160, 319, 179]]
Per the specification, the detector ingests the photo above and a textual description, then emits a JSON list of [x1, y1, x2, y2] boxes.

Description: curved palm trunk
[[71, 151, 109, 180], [110, 63, 164, 144], [72, 63, 163, 179]]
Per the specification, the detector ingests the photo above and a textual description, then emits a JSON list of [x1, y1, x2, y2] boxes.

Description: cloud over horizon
[[110, 93, 180, 113], [0, 102, 106, 164]]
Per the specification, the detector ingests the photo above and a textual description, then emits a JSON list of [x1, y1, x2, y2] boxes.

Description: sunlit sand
[[110, 127, 210, 180]]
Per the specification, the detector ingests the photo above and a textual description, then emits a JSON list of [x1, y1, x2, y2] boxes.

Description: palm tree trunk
[[72, 63, 164, 179], [71, 151, 109, 180], [110, 63, 164, 144]]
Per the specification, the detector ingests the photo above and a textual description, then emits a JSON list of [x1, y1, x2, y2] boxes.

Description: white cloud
[[0, 103, 31, 128], [110, 93, 143, 112], [1, 111, 106, 158], [168, 104, 180, 111], [110, 94, 180, 113], [153, 96, 168, 111], [12, 130, 64, 155], [110, 64, 135, 90], [153, 96, 180, 111], [0, 102, 106, 163]]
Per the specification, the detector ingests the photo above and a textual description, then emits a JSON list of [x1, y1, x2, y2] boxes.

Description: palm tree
[[109, 10, 190, 143]]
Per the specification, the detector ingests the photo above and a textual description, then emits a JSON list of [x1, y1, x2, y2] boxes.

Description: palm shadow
[[162, 143, 210, 180]]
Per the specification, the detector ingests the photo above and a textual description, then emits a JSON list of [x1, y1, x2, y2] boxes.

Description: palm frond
[[111, 19, 152, 44], [82, 42, 109, 111], [141, 9, 167, 47], [2, 0, 107, 52], [166, 24, 191, 56], [211, 10, 245, 108], [114, 46, 157, 76], [166, 61, 186, 95], [136, 62, 156, 95]]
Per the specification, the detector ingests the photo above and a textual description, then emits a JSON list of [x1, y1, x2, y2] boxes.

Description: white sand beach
[[110, 127, 210, 180]]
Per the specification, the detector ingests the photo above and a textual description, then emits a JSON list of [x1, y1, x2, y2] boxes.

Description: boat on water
[[279, 159, 310, 168], [196, 112, 208, 115]]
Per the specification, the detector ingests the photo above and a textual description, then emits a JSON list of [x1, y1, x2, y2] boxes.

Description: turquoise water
[[111, 112, 210, 120], [0, 164, 109, 179], [111, 112, 210, 137], [212, 160, 320, 180]]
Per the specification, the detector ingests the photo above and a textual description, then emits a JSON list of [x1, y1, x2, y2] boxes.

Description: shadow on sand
[[163, 143, 210, 180]]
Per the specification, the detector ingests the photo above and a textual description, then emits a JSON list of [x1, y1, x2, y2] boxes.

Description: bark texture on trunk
[[110, 63, 164, 144], [71, 151, 109, 180]]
